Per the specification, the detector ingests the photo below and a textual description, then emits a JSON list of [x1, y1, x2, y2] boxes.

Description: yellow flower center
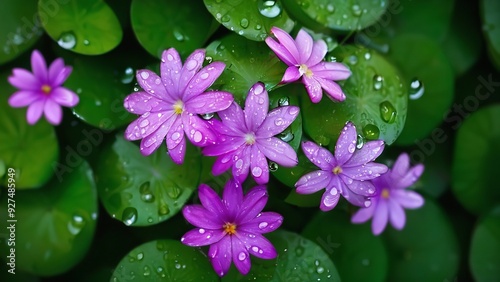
[[299, 64, 313, 78], [244, 133, 256, 145], [223, 222, 237, 235], [173, 100, 184, 115], [41, 84, 52, 94], [332, 166, 342, 175], [381, 188, 390, 199]]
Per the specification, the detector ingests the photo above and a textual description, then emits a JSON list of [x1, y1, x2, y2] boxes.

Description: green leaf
[[131, 0, 219, 59], [111, 239, 219, 281], [452, 105, 500, 215], [389, 34, 454, 146], [0, 160, 98, 276], [223, 229, 341, 281], [95, 133, 201, 226], [302, 210, 388, 282], [481, 0, 500, 70], [282, 0, 388, 32], [0, 71, 59, 189], [302, 45, 407, 147], [470, 207, 500, 282], [206, 33, 287, 104], [382, 199, 459, 281], [204, 0, 294, 41], [39, 0, 122, 55]]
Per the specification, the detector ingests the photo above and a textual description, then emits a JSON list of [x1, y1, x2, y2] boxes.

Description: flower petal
[[43, 98, 62, 125], [244, 82, 269, 131], [341, 182, 370, 208], [239, 211, 283, 234], [295, 170, 332, 194], [302, 75, 323, 103], [236, 185, 268, 223], [391, 153, 410, 177], [341, 163, 388, 181], [301, 141, 334, 170], [183, 62, 226, 100], [178, 49, 205, 94], [50, 87, 79, 107], [208, 236, 232, 277], [48, 58, 65, 84], [395, 164, 424, 189], [223, 178, 244, 216], [231, 237, 252, 275], [125, 111, 175, 141], [256, 137, 298, 167], [182, 114, 217, 147], [166, 117, 184, 149], [344, 140, 385, 167], [392, 190, 424, 209], [168, 138, 186, 164], [237, 231, 278, 259], [342, 177, 376, 196], [31, 50, 47, 82], [351, 202, 376, 224], [182, 205, 224, 229], [232, 146, 251, 184], [211, 153, 234, 176], [320, 186, 341, 211], [257, 106, 299, 138], [250, 147, 269, 185], [372, 200, 389, 235], [295, 29, 313, 63], [8, 91, 40, 107], [137, 115, 176, 156], [282, 66, 302, 83], [388, 199, 406, 230], [265, 27, 300, 66], [334, 122, 357, 164], [309, 62, 352, 81], [185, 90, 233, 114], [218, 102, 247, 135], [161, 48, 182, 98], [9, 68, 40, 90], [203, 138, 245, 156], [315, 77, 346, 102], [123, 92, 171, 115], [305, 40, 328, 66], [26, 99, 45, 125], [181, 227, 226, 247], [136, 69, 172, 101], [198, 184, 227, 221]]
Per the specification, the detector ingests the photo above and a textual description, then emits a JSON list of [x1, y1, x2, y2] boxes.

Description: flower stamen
[[244, 133, 256, 145], [173, 100, 184, 115], [381, 188, 390, 199], [223, 222, 237, 235], [299, 64, 313, 78], [332, 166, 342, 175], [41, 84, 52, 94]]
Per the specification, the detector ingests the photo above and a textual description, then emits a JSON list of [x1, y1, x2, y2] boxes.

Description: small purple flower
[[181, 179, 282, 277], [7, 49, 78, 125], [295, 122, 388, 211], [124, 48, 234, 164], [202, 82, 299, 184], [351, 153, 425, 235], [265, 27, 351, 103]]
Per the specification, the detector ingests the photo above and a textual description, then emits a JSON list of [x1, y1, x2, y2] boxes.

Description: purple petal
[[178, 49, 205, 94], [395, 164, 424, 189], [166, 117, 184, 150], [9, 68, 40, 90], [265, 27, 300, 66], [182, 114, 217, 147], [218, 102, 247, 135], [391, 153, 410, 178], [181, 228, 226, 247], [257, 106, 299, 137], [305, 40, 328, 66], [392, 190, 424, 209], [123, 92, 171, 115], [232, 146, 251, 184], [137, 116, 175, 156], [208, 236, 232, 277], [185, 90, 233, 114], [182, 205, 223, 229], [43, 98, 62, 125], [51, 65, 72, 87], [183, 62, 226, 101], [341, 183, 370, 208], [295, 170, 332, 194], [372, 200, 389, 235], [161, 48, 182, 98], [31, 50, 47, 81], [351, 203, 376, 224], [48, 58, 64, 84], [341, 163, 388, 181], [256, 137, 298, 167], [250, 147, 269, 184], [282, 66, 302, 83], [222, 178, 244, 216], [211, 154, 234, 175], [342, 177, 376, 196], [8, 91, 40, 107], [296, 29, 313, 63], [316, 77, 346, 102], [236, 185, 268, 223], [26, 99, 45, 124], [198, 184, 227, 221], [344, 140, 385, 167], [136, 69, 171, 101], [388, 199, 406, 230], [302, 75, 323, 103], [125, 111, 175, 141], [320, 186, 341, 211], [203, 138, 245, 156], [231, 237, 252, 275], [168, 138, 186, 164], [334, 122, 357, 165], [237, 231, 278, 259], [244, 82, 268, 131], [51, 87, 79, 107], [301, 141, 334, 170], [309, 62, 352, 81], [239, 211, 283, 234]]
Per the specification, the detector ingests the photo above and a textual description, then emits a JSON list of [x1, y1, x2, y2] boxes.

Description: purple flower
[[124, 48, 234, 164], [7, 49, 78, 125], [351, 153, 425, 235], [202, 82, 299, 184], [295, 122, 387, 211], [181, 179, 282, 277], [265, 27, 351, 103]]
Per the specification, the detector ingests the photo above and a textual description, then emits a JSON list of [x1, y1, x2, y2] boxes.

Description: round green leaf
[[302, 45, 407, 147], [206, 33, 287, 104], [481, 0, 500, 70], [223, 229, 341, 281], [95, 133, 201, 226], [111, 239, 218, 281], [131, 0, 219, 59], [282, 0, 388, 32], [302, 210, 388, 282], [470, 207, 500, 281], [204, 0, 294, 41], [39, 0, 122, 55], [389, 34, 454, 145], [382, 199, 459, 281], [452, 105, 500, 215], [0, 71, 59, 189], [0, 0, 44, 65], [0, 160, 98, 276]]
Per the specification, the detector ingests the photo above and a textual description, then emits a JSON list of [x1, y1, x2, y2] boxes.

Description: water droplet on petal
[[252, 167, 263, 177], [193, 131, 203, 143], [57, 31, 76, 49], [199, 228, 205, 234], [330, 188, 338, 196], [200, 72, 209, 79], [274, 118, 284, 126], [167, 54, 174, 61], [186, 60, 197, 70], [258, 222, 268, 229], [253, 83, 264, 95], [364, 200, 371, 207], [140, 71, 149, 80], [238, 252, 246, 261], [139, 119, 149, 128], [171, 132, 181, 141], [288, 107, 299, 115], [235, 159, 243, 169], [348, 143, 356, 153]]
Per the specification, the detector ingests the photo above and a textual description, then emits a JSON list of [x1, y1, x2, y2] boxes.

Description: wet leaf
[[481, 0, 500, 70], [470, 207, 500, 282]]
